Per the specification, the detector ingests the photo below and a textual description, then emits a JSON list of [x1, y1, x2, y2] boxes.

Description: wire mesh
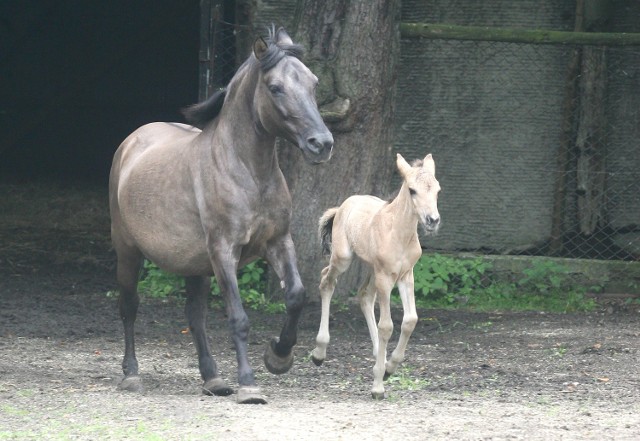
[[204, 13, 640, 262], [395, 38, 639, 261]]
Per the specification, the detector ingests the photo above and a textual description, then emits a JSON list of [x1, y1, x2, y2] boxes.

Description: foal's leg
[[185, 276, 233, 397], [311, 254, 351, 365], [358, 273, 379, 357], [115, 247, 144, 392], [371, 272, 394, 399], [263, 235, 306, 375], [384, 270, 418, 378]]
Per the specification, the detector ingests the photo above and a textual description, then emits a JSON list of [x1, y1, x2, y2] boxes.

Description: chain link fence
[[201, 9, 640, 262], [396, 36, 640, 262]]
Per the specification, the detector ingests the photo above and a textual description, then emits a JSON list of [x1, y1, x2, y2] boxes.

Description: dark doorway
[[0, 1, 200, 184]]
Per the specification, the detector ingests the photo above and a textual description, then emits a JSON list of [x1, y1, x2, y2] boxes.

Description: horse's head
[[397, 153, 441, 234], [253, 28, 333, 164]]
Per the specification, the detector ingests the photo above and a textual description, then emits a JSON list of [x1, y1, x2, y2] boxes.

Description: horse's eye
[[409, 188, 417, 196], [268, 84, 284, 95]]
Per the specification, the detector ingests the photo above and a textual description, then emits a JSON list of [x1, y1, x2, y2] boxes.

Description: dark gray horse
[[109, 27, 333, 404]]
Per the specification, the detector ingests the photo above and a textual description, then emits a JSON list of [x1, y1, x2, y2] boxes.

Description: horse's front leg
[[263, 235, 306, 375], [212, 254, 266, 404], [184, 276, 233, 397], [385, 270, 418, 378]]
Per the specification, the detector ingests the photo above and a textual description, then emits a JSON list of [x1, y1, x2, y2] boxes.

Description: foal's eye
[[409, 188, 417, 196], [268, 84, 284, 95]]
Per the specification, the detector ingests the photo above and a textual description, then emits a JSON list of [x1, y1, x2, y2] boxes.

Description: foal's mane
[[384, 158, 426, 202], [181, 26, 304, 129]]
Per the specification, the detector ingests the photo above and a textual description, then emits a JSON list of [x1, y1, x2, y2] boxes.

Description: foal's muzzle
[[422, 214, 441, 234]]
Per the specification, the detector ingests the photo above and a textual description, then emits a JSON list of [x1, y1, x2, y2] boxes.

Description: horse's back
[[112, 123, 200, 174]]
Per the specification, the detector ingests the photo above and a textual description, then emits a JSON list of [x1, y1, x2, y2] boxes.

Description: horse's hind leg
[[185, 276, 233, 397], [385, 271, 418, 378], [115, 246, 144, 392]]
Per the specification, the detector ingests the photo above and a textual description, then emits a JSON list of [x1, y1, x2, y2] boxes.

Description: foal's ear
[[253, 37, 269, 60], [396, 153, 413, 177], [423, 153, 436, 174]]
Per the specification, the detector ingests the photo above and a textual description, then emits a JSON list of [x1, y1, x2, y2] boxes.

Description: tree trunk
[[272, 0, 400, 299]]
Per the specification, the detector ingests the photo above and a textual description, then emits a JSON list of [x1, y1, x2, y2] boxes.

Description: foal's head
[[253, 28, 334, 164], [397, 153, 441, 234]]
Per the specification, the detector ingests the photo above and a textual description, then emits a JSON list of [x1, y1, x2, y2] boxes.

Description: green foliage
[[137, 260, 185, 298], [411, 254, 599, 313], [413, 254, 489, 306], [136, 260, 285, 313]]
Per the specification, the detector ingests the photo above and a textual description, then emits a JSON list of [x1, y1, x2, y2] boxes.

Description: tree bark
[[272, 0, 400, 299]]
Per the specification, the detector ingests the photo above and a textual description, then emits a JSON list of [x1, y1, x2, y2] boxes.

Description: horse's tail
[[181, 88, 227, 129], [319, 207, 338, 257]]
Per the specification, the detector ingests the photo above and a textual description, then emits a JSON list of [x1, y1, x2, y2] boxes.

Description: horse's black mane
[[180, 88, 226, 130], [181, 27, 304, 129], [257, 26, 304, 72]]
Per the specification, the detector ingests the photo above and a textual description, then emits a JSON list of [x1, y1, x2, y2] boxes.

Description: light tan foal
[[311, 153, 441, 399]]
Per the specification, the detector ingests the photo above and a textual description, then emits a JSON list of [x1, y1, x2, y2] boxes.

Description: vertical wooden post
[[198, 1, 221, 101], [549, 0, 585, 255]]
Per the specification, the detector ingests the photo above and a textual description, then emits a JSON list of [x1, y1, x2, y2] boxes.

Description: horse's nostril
[[308, 134, 334, 154]]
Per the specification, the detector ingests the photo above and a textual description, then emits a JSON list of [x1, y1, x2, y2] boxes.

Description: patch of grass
[[386, 366, 430, 391], [409, 254, 600, 313]]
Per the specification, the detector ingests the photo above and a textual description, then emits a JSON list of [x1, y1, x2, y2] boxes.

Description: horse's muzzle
[[302, 132, 334, 164]]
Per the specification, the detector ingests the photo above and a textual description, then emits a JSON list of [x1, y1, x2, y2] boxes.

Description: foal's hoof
[[202, 378, 234, 397], [118, 375, 143, 393], [371, 390, 387, 400], [237, 386, 267, 404], [383, 371, 392, 381], [263, 338, 294, 375]]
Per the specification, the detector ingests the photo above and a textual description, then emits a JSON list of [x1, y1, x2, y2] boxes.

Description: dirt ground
[[1, 183, 639, 440]]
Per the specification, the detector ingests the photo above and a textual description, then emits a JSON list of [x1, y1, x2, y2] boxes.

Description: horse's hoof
[[310, 354, 324, 366], [237, 386, 267, 404], [371, 390, 387, 400], [202, 377, 234, 397], [383, 371, 392, 381], [118, 375, 143, 392], [263, 338, 294, 375]]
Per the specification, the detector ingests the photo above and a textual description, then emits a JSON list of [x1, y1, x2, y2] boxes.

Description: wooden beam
[[400, 23, 640, 46]]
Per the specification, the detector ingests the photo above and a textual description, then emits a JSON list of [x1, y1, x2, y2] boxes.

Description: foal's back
[[331, 194, 390, 263]]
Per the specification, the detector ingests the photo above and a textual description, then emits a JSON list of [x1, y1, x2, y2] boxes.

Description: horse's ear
[[396, 153, 412, 177], [253, 37, 268, 60], [276, 27, 293, 45], [423, 153, 436, 174]]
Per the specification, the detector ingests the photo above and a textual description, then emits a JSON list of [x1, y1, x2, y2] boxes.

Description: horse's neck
[[204, 72, 280, 180]]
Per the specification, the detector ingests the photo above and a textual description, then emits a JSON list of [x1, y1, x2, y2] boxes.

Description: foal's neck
[[386, 183, 420, 234]]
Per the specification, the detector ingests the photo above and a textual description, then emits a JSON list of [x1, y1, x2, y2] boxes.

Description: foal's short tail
[[319, 207, 338, 257]]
